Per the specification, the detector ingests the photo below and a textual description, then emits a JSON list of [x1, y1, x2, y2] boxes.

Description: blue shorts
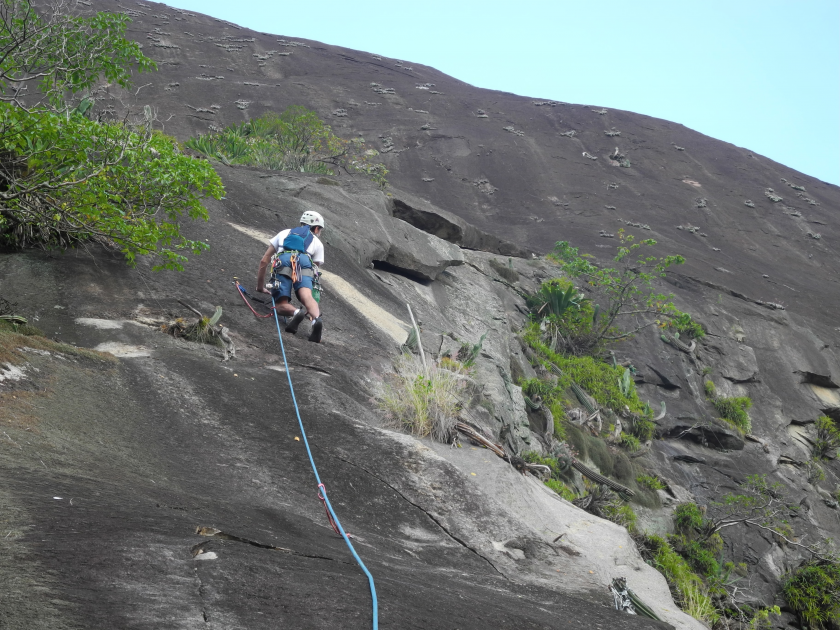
[[271, 253, 314, 300]]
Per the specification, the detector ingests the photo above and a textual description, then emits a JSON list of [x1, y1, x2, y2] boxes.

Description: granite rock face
[[0, 2, 839, 629]]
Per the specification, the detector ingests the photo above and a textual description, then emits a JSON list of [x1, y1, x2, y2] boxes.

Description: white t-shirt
[[270, 228, 325, 265]]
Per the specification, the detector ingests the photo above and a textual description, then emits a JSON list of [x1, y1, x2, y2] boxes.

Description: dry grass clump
[[378, 354, 465, 442], [163, 316, 223, 346]]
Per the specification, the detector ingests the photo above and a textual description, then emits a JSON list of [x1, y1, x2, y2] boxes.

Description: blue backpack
[[282, 225, 314, 253]]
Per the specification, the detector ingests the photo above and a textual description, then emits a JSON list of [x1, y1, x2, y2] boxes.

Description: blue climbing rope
[[271, 297, 379, 629]]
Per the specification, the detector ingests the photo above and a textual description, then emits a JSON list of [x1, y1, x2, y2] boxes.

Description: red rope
[[318, 483, 348, 537], [234, 281, 274, 318]]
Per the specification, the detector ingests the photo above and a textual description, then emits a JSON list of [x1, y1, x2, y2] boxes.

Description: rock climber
[[257, 210, 325, 343]]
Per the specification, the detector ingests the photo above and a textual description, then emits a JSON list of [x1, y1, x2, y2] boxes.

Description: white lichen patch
[[0, 363, 27, 382], [93, 342, 150, 358], [75, 318, 124, 330]]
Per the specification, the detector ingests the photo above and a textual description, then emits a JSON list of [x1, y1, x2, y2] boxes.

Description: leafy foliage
[[670, 536, 720, 576], [0, 0, 155, 112], [0, 1, 222, 269], [636, 474, 665, 491], [704, 379, 753, 433], [0, 107, 223, 268], [640, 534, 718, 623], [814, 415, 840, 460], [702, 474, 837, 564], [548, 231, 700, 353], [523, 323, 651, 419], [639, 511, 781, 629], [620, 433, 641, 451], [544, 478, 577, 501], [672, 312, 706, 339], [185, 107, 388, 187], [536, 280, 584, 320], [674, 502, 705, 533], [600, 499, 637, 530], [782, 559, 840, 630], [712, 396, 753, 434]]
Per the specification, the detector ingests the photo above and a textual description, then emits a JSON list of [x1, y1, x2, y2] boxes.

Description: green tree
[[0, 0, 155, 112], [705, 475, 835, 562], [550, 231, 701, 353], [0, 0, 223, 269]]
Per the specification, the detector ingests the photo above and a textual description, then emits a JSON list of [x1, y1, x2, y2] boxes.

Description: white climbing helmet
[[300, 210, 325, 228]]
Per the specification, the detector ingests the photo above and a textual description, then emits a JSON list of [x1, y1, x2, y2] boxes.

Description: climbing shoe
[[308, 317, 323, 343], [285, 307, 307, 334]]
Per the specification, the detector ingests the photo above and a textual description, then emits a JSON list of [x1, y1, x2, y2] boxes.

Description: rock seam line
[[324, 449, 509, 580]]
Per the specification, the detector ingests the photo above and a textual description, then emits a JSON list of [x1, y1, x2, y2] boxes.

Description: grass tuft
[[378, 354, 464, 442]]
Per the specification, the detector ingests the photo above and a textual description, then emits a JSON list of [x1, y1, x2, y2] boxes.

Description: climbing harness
[[270, 295, 378, 628], [268, 251, 318, 288]]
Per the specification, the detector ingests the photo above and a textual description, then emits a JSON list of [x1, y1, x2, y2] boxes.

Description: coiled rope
[[270, 296, 378, 629]]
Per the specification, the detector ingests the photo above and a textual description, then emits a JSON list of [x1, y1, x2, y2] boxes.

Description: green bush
[[523, 452, 578, 500], [814, 415, 840, 460], [705, 380, 753, 433], [523, 323, 651, 419], [601, 501, 637, 531], [186, 107, 387, 187], [0, 107, 223, 269], [630, 415, 656, 441], [672, 312, 706, 339], [782, 559, 840, 629], [637, 474, 666, 491], [620, 433, 641, 451], [522, 451, 560, 475], [674, 502, 705, 533], [520, 377, 555, 400], [807, 460, 826, 485], [713, 396, 752, 433], [0, 318, 43, 337], [642, 534, 718, 624], [545, 478, 577, 501], [669, 535, 721, 577], [526, 277, 596, 353], [551, 403, 567, 440]]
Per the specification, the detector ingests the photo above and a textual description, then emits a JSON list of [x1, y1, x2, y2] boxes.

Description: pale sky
[[160, 0, 839, 185]]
